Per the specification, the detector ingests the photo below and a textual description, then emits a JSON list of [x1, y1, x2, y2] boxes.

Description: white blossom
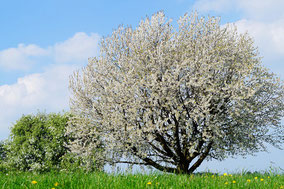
[[68, 12, 284, 174]]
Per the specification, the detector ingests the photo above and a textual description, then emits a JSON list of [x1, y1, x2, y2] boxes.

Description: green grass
[[0, 171, 283, 189]]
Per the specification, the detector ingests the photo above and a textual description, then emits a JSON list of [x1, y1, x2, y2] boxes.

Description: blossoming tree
[[68, 12, 284, 174]]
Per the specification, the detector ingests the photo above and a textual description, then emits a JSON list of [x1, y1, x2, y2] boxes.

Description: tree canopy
[[2, 112, 71, 172], [68, 12, 284, 174]]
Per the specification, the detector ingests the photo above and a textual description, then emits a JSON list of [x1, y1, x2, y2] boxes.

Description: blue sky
[[0, 0, 283, 173]]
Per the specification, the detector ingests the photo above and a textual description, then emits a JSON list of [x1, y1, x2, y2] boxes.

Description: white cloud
[[0, 64, 76, 108], [0, 44, 49, 70], [0, 32, 100, 71], [54, 32, 100, 63], [0, 64, 78, 140], [234, 19, 284, 55], [0, 73, 44, 106], [0, 32, 100, 140]]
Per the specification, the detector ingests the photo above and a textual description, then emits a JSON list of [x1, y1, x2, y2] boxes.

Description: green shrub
[[2, 111, 104, 173], [3, 112, 72, 172]]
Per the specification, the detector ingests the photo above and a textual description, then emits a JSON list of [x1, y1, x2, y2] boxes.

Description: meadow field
[[0, 171, 283, 189]]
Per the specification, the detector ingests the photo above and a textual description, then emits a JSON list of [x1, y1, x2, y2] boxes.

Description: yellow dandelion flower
[[229, 174, 232, 177], [247, 179, 251, 183], [211, 175, 215, 178], [31, 181, 37, 184], [260, 178, 264, 181], [147, 182, 152, 185], [54, 182, 59, 186], [225, 182, 228, 185], [277, 174, 280, 177], [52, 188, 55, 189], [223, 173, 228, 176], [232, 180, 236, 184], [267, 176, 270, 179], [254, 177, 258, 180], [280, 185, 284, 189]]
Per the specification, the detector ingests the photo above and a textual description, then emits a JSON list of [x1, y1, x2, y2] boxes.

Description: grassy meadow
[[0, 171, 283, 189]]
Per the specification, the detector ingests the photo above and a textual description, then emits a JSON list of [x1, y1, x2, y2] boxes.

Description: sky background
[[0, 0, 283, 173]]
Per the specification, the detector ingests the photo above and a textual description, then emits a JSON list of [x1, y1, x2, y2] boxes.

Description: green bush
[[1, 111, 105, 173], [3, 112, 72, 172]]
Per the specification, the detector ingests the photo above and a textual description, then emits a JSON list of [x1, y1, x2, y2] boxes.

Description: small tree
[[69, 12, 284, 174], [4, 112, 72, 172]]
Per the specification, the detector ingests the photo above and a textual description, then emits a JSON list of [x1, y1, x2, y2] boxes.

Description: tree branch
[[113, 161, 147, 165], [130, 145, 177, 173], [188, 141, 213, 173], [148, 141, 169, 157], [172, 114, 184, 161], [154, 132, 178, 162]]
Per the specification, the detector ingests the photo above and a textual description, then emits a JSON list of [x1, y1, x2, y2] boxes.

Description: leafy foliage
[[2, 112, 70, 172], [0, 141, 8, 172], [68, 12, 284, 174], [0, 141, 6, 161], [0, 112, 103, 172]]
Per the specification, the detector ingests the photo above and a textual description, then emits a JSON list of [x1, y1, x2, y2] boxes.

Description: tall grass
[[0, 171, 283, 189]]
